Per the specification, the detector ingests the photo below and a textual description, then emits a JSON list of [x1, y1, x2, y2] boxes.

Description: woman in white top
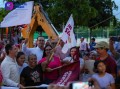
[[63, 46, 84, 70]]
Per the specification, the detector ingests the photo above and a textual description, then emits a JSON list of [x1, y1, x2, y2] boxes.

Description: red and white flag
[[60, 15, 74, 42], [53, 61, 80, 86], [60, 15, 76, 53]]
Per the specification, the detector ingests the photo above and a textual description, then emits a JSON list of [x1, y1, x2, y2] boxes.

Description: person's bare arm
[[88, 78, 101, 89], [48, 84, 68, 89], [110, 83, 116, 89], [41, 61, 49, 72], [20, 77, 25, 86], [41, 59, 53, 72]]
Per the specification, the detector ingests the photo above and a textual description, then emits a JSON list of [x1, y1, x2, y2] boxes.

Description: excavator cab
[[21, 4, 59, 47]]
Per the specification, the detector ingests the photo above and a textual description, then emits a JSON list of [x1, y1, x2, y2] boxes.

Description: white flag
[[0, 1, 34, 27], [62, 32, 77, 53], [60, 15, 74, 43], [60, 15, 77, 53]]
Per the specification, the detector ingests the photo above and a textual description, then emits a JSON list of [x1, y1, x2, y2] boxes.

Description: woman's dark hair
[[69, 46, 77, 57], [42, 44, 53, 58], [69, 46, 80, 61], [16, 51, 25, 60], [93, 60, 106, 73]]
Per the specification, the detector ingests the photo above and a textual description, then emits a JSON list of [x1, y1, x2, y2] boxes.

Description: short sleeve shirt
[[20, 64, 43, 86], [96, 55, 117, 74], [92, 73, 115, 89]]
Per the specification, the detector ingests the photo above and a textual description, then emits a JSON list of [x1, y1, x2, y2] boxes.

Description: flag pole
[[45, 14, 74, 68], [48, 15, 74, 62], [48, 37, 61, 62], [23, 85, 47, 88], [42, 37, 61, 72]]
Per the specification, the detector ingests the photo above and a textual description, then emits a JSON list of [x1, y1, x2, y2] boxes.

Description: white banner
[[0, 1, 34, 27], [60, 15, 76, 53]]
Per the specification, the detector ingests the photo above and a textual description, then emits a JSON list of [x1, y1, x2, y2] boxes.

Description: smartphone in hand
[[69, 81, 94, 89]]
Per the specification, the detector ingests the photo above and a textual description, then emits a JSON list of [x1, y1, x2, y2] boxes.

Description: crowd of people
[[0, 36, 120, 89]]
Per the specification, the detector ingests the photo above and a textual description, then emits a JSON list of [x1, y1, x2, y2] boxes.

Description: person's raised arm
[[22, 38, 31, 56]]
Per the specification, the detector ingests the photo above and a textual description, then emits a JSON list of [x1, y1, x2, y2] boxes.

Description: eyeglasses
[[45, 49, 52, 51]]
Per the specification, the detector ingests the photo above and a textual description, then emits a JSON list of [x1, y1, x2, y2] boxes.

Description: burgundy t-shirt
[[96, 55, 117, 74]]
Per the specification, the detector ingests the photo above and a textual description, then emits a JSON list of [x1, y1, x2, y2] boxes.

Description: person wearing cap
[[94, 41, 117, 78]]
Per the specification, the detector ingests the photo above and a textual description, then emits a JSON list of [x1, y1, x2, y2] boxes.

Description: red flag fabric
[[52, 61, 80, 86]]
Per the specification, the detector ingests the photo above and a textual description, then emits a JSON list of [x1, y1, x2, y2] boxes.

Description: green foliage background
[[0, 0, 120, 38]]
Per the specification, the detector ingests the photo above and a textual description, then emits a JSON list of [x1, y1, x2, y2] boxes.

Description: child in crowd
[[16, 52, 28, 74], [92, 60, 115, 89]]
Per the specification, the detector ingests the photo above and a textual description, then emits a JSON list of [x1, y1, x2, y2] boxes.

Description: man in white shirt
[[1, 44, 24, 88], [79, 37, 88, 57], [22, 36, 45, 63]]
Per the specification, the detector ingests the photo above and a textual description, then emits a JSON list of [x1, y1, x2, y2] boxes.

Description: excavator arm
[[21, 5, 58, 47]]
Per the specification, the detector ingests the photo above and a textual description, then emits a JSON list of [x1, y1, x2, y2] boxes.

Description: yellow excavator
[[21, 4, 59, 47]]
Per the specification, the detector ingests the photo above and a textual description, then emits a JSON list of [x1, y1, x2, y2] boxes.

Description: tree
[[2, 0, 118, 30], [0, 8, 9, 22], [39, 0, 117, 30], [43, 0, 97, 30], [88, 0, 118, 27]]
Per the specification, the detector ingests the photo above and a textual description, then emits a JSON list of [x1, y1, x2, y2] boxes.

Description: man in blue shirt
[[89, 37, 96, 51]]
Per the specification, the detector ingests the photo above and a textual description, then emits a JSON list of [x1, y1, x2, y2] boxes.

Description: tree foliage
[[41, 0, 97, 30], [88, 0, 118, 27], [1, 0, 118, 30], [0, 8, 10, 22], [39, 0, 118, 29]]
